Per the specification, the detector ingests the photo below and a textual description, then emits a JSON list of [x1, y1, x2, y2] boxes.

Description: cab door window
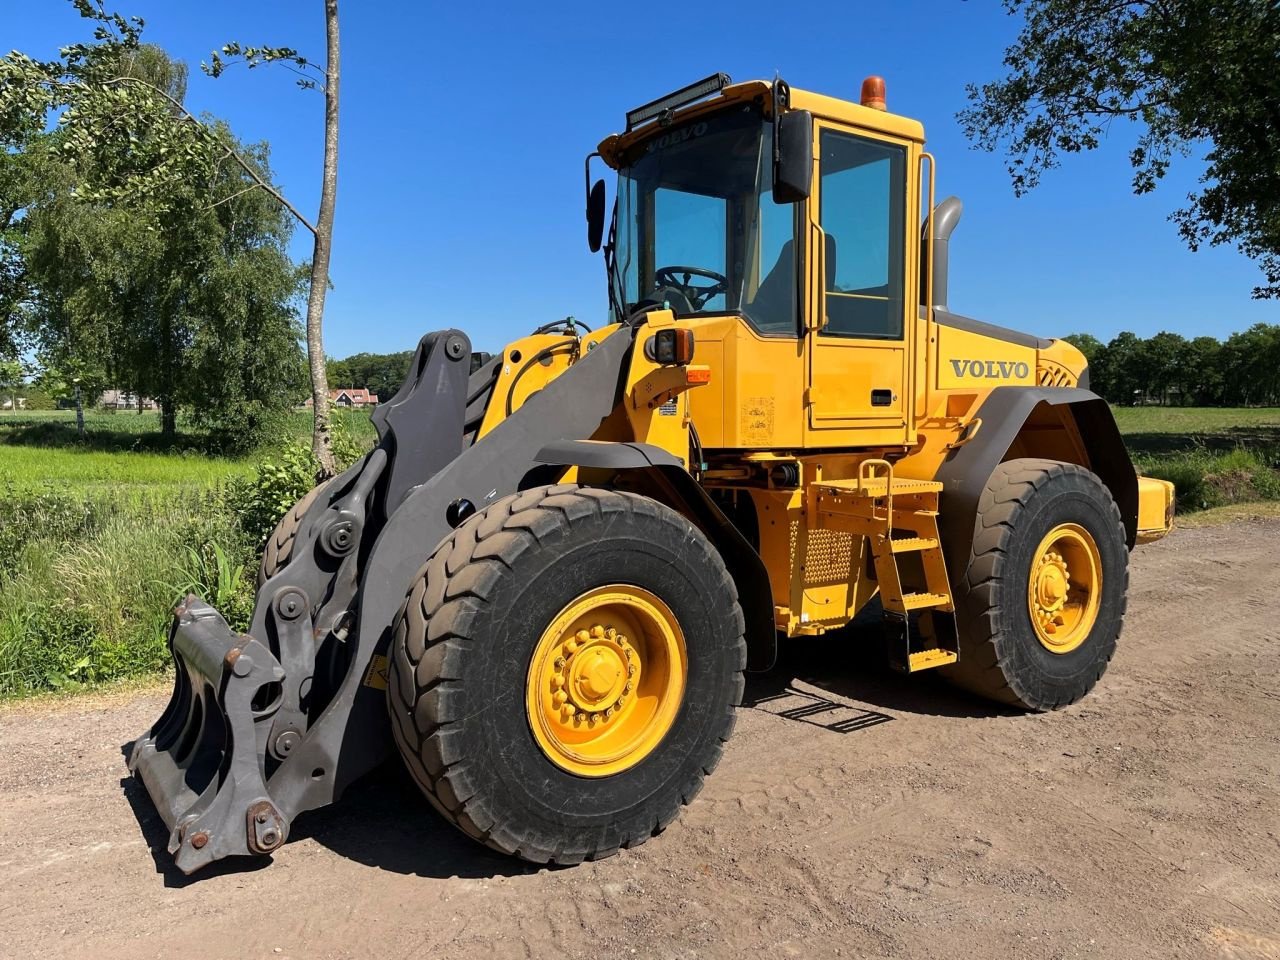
[[818, 131, 906, 339]]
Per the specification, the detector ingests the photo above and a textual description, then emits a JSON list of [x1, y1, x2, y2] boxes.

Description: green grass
[[1112, 406, 1280, 435], [1113, 406, 1280, 512], [0, 406, 376, 699]]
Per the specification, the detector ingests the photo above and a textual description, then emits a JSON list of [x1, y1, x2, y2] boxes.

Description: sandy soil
[[1, 520, 1278, 960]]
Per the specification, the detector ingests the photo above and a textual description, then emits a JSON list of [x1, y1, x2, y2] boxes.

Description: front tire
[[942, 458, 1129, 710], [258, 479, 334, 586], [387, 484, 746, 864]]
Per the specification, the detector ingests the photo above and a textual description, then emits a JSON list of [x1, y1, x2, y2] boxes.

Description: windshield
[[608, 105, 797, 334]]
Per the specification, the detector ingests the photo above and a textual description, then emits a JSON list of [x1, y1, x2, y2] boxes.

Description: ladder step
[[907, 648, 959, 671], [888, 536, 939, 553], [816, 477, 943, 498], [892, 592, 951, 611]]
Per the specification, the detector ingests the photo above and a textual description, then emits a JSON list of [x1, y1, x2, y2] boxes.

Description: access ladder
[[811, 459, 959, 672]]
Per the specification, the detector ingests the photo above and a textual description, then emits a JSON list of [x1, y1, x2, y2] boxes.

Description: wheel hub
[[1027, 524, 1102, 654], [526, 586, 685, 777]]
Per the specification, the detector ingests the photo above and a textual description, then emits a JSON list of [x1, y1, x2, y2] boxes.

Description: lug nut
[[554, 691, 568, 705], [554, 657, 566, 669], [591, 625, 605, 639]]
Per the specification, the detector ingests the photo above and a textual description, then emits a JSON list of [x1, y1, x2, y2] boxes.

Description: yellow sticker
[[742, 397, 775, 445], [362, 653, 389, 690]]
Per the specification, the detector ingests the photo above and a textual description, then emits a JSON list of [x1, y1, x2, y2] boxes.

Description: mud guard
[[934, 387, 1138, 581], [534, 439, 778, 673]]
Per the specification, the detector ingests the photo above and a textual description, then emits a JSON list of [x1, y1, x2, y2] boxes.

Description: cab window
[[818, 130, 906, 339]]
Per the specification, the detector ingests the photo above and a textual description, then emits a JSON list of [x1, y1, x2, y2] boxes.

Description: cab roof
[[597, 78, 926, 168]]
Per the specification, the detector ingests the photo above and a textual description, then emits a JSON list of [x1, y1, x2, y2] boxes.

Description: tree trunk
[[74, 383, 85, 437], [160, 397, 176, 437], [304, 0, 341, 479]]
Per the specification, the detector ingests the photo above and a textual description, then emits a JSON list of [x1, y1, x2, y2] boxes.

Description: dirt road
[[1, 520, 1278, 960]]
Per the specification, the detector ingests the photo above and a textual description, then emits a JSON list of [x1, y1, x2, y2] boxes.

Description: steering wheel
[[653, 265, 728, 311]]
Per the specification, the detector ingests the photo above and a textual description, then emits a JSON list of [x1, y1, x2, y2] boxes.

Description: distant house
[[99, 390, 157, 411], [1, 396, 27, 410], [304, 388, 379, 409]]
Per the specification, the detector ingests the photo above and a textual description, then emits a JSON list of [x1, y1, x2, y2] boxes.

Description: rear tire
[[258, 479, 334, 586], [387, 484, 746, 864], [941, 458, 1128, 710]]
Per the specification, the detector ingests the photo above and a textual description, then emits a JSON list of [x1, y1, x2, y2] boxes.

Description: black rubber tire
[[258, 479, 334, 586], [940, 458, 1129, 711], [386, 483, 746, 864]]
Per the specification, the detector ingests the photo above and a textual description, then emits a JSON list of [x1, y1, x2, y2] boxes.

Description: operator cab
[[593, 74, 927, 449]]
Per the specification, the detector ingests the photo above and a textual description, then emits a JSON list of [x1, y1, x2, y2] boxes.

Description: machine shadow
[[744, 616, 1017, 722], [119, 745, 535, 883], [291, 762, 540, 879]]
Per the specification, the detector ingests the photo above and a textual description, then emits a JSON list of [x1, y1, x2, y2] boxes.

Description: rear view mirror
[[587, 179, 607, 252], [773, 110, 813, 204]]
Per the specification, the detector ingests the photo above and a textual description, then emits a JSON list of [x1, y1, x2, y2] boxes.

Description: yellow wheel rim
[[1027, 523, 1103, 654], [526, 585, 687, 778]]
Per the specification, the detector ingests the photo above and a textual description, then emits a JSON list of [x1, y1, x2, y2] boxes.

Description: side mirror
[[587, 179, 607, 252], [773, 110, 813, 204]]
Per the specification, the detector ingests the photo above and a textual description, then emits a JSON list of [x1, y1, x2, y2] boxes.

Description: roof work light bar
[[625, 72, 732, 131]]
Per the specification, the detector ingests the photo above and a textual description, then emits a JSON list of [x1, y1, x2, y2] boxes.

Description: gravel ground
[[0, 519, 1277, 960]]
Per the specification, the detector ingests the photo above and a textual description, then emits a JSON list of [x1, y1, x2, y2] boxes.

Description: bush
[[1136, 446, 1280, 512], [224, 414, 368, 547]]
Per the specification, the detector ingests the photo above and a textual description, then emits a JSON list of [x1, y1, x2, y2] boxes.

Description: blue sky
[[7, 0, 1274, 357]]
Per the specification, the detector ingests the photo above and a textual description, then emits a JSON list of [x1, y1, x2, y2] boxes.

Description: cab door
[[804, 122, 914, 447]]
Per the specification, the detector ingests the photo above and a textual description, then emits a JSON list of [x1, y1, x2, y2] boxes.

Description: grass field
[[0, 407, 376, 698], [1111, 406, 1280, 511]]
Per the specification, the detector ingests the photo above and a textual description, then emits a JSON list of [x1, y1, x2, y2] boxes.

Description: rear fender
[[934, 387, 1138, 579], [535, 440, 777, 673]]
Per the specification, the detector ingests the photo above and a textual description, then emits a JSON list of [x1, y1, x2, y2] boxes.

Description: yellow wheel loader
[[128, 73, 1175, 873]]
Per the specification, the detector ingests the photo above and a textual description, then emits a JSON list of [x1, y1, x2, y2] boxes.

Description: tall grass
[[0, 487, 255, 695], [0, 410, 373, 699]]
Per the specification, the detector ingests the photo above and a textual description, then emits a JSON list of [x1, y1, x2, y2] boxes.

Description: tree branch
[[100, 75, 317, 234]]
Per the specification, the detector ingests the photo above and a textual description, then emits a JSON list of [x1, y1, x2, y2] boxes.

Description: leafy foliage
[[1064, 323, 1280, 405], [326, 350, 414, 401], [0, 3, 307, 450], [224, 413, 365, 547], [964, 0, 1280, 297]]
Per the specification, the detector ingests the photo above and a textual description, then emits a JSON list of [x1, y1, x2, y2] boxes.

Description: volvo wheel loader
[[128, 73, 1175, 873]]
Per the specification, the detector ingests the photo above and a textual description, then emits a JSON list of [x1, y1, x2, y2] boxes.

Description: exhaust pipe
[[923, 196, 963, 313]]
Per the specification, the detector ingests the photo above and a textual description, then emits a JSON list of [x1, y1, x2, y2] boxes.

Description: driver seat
[[747, 234, 837, 333]]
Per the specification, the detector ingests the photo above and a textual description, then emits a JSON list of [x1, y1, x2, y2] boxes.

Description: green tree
[[1063, 332, 1107, 394], [1103, 331, 1146, 404], [1144, 331, 1187, 405], [0, 357, 22, 413], [963, 1, 1280, 298], [327, 350, 413, 400], [1, 9, 306, 449], [1175, 335, 1222, 405]]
